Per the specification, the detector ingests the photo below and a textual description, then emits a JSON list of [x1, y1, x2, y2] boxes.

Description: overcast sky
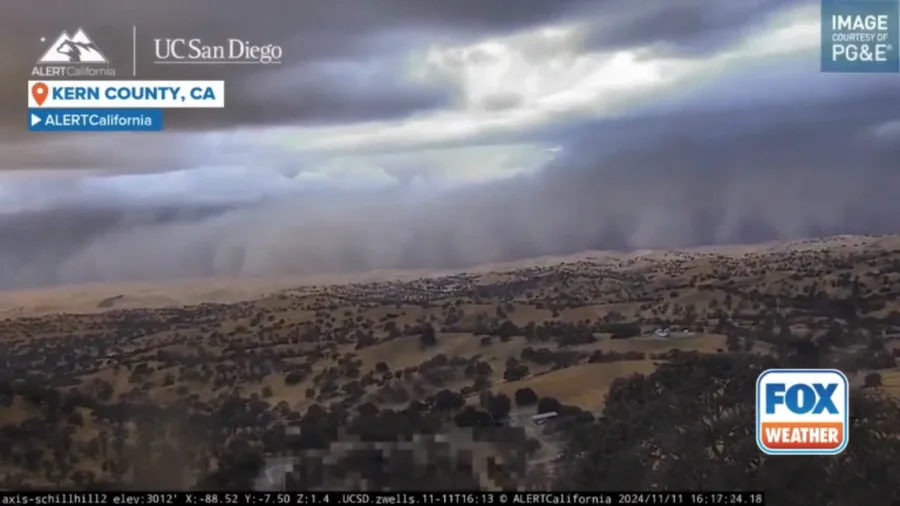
[[0, 0, 898, 290]]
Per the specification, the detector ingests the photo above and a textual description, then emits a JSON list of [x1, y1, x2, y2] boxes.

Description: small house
[[532, 411, 558, 425]]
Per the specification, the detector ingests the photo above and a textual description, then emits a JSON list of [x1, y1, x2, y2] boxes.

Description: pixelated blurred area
[[260, 426, 532, 491]]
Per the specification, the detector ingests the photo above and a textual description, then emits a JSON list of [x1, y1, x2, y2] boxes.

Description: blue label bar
[[27, 108, 164, 132]]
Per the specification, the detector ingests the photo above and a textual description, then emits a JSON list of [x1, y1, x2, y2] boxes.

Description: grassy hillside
[[1, 234, 899, 489]]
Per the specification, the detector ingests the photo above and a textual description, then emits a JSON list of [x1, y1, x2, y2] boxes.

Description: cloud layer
[[0, 0, 897, 289]]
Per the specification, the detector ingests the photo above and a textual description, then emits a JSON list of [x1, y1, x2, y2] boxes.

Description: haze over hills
[[2, 234, 896, 317], [1, 0, 899, 290]]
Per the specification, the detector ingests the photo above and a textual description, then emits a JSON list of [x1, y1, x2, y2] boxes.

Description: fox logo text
[[756, 369, 849, 455], [33, 28, 115, 78]]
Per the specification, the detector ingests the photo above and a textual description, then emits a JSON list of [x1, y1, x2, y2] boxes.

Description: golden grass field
[[1, 235, 897, 409], [494, 360, 660, 409], [1, 234, 899, 487]]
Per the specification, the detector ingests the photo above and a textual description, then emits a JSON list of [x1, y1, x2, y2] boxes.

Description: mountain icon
[[38, 28, 108, 64]]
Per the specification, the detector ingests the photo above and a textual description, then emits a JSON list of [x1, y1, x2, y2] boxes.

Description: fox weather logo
[[756, 368, 849, 455], [32, 28, 116, 78]]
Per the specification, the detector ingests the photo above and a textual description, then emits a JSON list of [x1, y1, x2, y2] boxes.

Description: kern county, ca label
[[821, 0, 899, 72]]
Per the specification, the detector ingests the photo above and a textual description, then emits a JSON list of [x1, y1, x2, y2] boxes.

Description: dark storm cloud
[[0, 0, 896, 290], [0, 0, 809, 134], [583, 0, 810, 55], [0, 0, 604, 133], [187, 58, 453, 130], [0, 134, 203, 172], [1, 81, 897, 290]]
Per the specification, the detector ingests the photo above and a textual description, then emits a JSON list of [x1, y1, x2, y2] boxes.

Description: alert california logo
[[33, 28, 116, 77]]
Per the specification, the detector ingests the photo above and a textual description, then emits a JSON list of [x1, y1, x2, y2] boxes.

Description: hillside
[[1, 234, 899, 491]]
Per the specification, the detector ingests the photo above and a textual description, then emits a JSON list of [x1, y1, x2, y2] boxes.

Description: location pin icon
[[31, 82, 48, 106]]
